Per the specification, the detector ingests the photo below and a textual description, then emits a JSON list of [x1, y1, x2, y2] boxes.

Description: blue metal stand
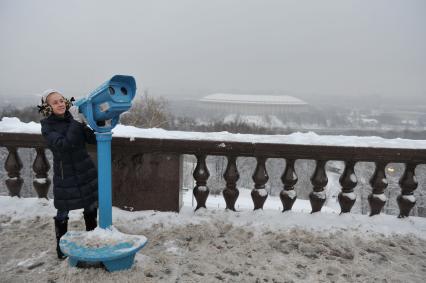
[[60, 131, 147, 272], [96, 132, 113, 229]]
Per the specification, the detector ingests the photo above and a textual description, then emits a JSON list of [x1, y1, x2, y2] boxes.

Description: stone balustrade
[[1, 132, 425, 217]]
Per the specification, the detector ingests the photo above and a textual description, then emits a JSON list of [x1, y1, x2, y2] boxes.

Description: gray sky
[[0, 0, 425, 100]]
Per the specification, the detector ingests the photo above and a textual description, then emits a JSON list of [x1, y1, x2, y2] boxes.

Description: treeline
[[0, 105, 40, 123]]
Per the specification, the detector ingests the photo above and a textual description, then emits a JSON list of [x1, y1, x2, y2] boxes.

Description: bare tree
[[120, 90, 170, 128]]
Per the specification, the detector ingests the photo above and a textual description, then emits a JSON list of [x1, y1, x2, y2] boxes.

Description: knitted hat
[[42, 89, 62, 100]]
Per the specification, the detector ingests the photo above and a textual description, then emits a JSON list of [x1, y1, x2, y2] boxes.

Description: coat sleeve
[[83, 125, 97, 144], [41, 119, 86, 151]]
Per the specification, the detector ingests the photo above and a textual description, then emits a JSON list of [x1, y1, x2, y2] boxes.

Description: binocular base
[[60, 230, 147, 272]]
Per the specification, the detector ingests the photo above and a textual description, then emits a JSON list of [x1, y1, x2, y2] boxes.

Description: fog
[[0, 0, 425, 103]]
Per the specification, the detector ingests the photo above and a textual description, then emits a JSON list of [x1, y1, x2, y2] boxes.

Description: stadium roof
[[200, 93, 307, 105]]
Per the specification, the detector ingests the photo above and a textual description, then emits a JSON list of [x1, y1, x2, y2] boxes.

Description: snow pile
[[62, 226, 146, 249], [1, 117, 426, 148], [0, 196, 55, 222], [0, 117, 41, 133]]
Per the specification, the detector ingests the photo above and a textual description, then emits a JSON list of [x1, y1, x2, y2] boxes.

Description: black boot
[[54, 217, 68, 260], [83, 210, 97, 231]]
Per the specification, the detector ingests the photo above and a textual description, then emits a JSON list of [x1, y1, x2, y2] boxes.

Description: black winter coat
[[41, 112, 98, 211]]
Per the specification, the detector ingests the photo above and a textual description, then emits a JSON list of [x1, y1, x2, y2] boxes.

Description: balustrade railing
[[1, 132, 425, 218]]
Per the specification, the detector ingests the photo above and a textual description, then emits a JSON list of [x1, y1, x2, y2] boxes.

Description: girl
[[39, 89, 98, 259]]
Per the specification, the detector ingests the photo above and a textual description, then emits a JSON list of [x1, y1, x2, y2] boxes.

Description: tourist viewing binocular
[[74, 75, 136, 132]]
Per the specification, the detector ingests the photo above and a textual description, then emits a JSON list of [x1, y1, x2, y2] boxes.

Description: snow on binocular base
[[61, 226, 147, 250], [60, 226, 147, 272]]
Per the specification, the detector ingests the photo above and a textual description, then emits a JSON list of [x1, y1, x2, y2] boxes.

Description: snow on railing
[[1, 117, 426, 218]]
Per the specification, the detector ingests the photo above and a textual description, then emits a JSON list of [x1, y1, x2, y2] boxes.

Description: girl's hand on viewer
[[69, 106, 87, 124]]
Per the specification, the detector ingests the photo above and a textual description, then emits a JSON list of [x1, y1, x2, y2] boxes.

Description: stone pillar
[[222, 155, 239, 211], [32, 147, 51, 199], [280, 159, 298, 212], [251, 156, 268, 210], [397, 163, 418, 218], [309, 160, 328, 213], [193, 154, 210, 211], [368, 161, 388, 216], [338, 161, 357, 213], [5, 147, 23, 197]]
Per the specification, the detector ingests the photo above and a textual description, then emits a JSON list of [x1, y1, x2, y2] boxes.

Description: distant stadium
[[199, 93, 308, 115]]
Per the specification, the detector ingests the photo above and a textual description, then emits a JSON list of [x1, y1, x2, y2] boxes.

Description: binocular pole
[[95, 131, 113, 229]]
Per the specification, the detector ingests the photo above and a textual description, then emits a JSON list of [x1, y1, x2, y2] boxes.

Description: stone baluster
[[193, 154, 210, 211], [368, 161, 388, 216], [309, 160, 328, 213], [32, 147, 51, 199], [4, 147, 23, 197], [338, 161, 357, 213], [222, 156, 240, 211], [251, 157, 269, 210], [279, 159, 298, 212], [397, 163, 418, 218]]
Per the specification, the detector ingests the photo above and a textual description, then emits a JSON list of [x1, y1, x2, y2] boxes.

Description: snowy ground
[[1, 190, 426, 283]]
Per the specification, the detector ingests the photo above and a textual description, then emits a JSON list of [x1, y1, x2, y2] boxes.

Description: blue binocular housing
[[74, 75, 136, 132]]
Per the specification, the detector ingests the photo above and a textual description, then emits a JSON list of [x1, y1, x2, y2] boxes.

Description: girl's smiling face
[[47, 92, 66, 116]]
